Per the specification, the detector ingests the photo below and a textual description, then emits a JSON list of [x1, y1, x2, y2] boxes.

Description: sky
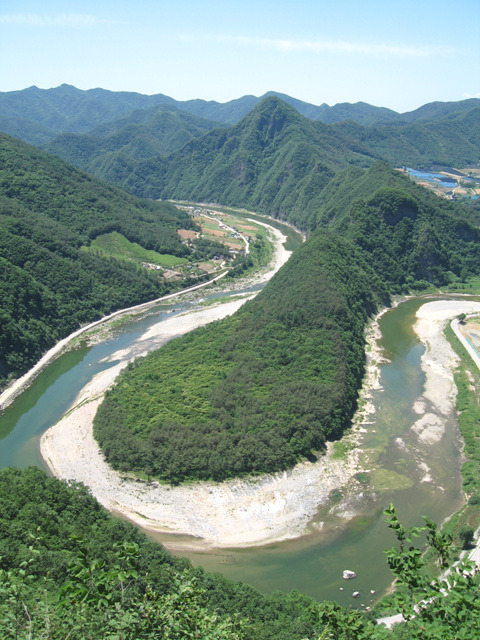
[[1, 0, 479, 113]]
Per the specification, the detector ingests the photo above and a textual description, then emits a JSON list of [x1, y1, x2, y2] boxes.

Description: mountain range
[[1, 83, 479, 143]]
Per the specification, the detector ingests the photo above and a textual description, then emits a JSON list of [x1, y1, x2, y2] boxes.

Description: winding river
[[0, 212, 473, 608]]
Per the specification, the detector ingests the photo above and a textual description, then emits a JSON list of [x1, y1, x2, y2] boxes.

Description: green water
[[0, 246, 465, 607], [149, 298, 464, 606]]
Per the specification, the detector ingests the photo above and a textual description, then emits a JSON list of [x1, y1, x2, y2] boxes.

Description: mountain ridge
[[2, 84, 479, 147]]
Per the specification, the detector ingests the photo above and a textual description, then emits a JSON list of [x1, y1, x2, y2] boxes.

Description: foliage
[[2, 473, 480, 639], [94, 231, 386, 482], [459, 526, 475, 549], [0, 467, 327, 640], [0, 536, 246, 639], [0, 133, 198, 387]]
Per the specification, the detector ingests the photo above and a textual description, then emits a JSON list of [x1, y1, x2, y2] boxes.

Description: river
[[0, 213, 470, 608]]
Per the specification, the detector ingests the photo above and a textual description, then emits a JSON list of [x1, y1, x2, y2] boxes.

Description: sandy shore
[[40, 222, 366, 549], [39, 241, 480, 550], [411, 300, 480, 445]]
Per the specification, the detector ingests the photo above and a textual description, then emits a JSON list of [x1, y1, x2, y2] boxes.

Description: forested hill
[[113, 97, 374, 222], [94, 162, 480, 482], [332, 106, 480, 169], [44, 104, 224, 181], [94, 231, 386, 482], [1, 84, 479, 145], [0, 133, 196, 388], [69, 97, 479, 231]]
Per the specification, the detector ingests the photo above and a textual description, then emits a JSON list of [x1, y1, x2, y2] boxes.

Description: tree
[[459, 525, 475, 549]]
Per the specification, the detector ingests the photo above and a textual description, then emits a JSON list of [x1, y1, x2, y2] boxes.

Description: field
[[84, 231, 188, 267]]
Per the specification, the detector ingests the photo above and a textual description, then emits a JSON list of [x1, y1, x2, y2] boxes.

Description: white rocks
[[343, 570, 357, 580]]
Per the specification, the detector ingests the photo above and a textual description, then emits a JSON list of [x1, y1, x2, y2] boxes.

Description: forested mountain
[[0, 84, 176, 144], [2, 84, 478, 149], [0, 84, 397, 144], [44, 104, 224, 180], [332, 106, 480, 169], [398, 97, 480, 123], [94, 161, 480, 482], [87, 96, 477, 230], [0, 133, 197, 388], [109, 97, 375, 227]]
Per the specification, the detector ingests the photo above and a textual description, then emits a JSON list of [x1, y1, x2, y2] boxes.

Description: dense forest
[[93, 161, 480, 482], [44, 104, 224, 183], [1, 83, 478, 145], [23, 95, 478, 213], [0, 133, 200, 388], [53, 97, 475, 226], [2, 467, 479, 639], [94, 231, 386, 481]]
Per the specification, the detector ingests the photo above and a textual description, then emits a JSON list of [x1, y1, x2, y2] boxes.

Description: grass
[[84, 232, 188, 268]]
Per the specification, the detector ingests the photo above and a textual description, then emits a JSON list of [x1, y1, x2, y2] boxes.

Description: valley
[[1, 83, 480, 637]]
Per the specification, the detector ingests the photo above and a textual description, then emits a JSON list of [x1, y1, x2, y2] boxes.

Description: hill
[[333, 106, 480, 169], [44, 104, 224, 180], [0, 84, 176, 143], [115, 97, 375, 229], [94, 230, 385, 482], [93, 162, 480, 482], [58, 97, 478, 231], [398, 97, 480, 123], [0, 85, 399, 143], [0, 133, 197, 388]]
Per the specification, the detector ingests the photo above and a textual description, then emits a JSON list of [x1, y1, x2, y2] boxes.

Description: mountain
[[121, 98, 477, 230], [38, 95, 480, 235], [0, 84, 175, 141], [44, 104, 224, 178], [0, 84, 399, 142], [2, 84, 479, 150], [0, 133, 196, 388], [185, 91, 399, 125], [398, 97, 480, 123], [332, 106, 480, 168], [118, 97, 376, 229]]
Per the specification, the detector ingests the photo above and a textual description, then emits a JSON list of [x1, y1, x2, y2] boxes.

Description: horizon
[[1, 0, 479, 113], [3, 82, 480, 117]]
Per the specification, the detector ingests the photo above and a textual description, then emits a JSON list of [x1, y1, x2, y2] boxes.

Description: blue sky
[[1, 0, 479, 112]]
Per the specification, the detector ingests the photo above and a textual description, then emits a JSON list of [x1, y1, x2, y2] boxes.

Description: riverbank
[[412, 300, 480, 445], [39, 273, 480, 549], [40, 220, 377, 550], [0, 212, 292, 414]]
